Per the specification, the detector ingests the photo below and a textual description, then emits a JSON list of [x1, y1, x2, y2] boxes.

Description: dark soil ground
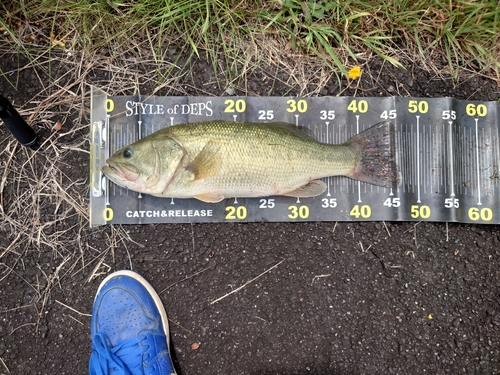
[[1, 46, 500, 375]]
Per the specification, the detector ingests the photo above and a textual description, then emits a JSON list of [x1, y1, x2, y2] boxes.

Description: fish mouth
[[103, 160, 140, 182]]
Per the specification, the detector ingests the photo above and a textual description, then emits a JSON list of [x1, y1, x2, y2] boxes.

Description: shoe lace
[[90, 332, 155, 375]]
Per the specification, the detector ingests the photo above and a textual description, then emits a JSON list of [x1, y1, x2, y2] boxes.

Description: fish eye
[[123, 149, 133, 158]]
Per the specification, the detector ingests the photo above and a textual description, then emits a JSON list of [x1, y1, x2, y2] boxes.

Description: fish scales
[[162, 121, 357, 196], [102, 120, 399, 202]]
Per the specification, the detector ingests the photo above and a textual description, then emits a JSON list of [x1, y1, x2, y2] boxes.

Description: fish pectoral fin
[[283, 180, 326, 198], [194, 193, 225, 203], [186, 141, 221, 181]]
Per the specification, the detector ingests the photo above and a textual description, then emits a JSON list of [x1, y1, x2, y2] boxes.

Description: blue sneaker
[[89, 270, 177, 375]]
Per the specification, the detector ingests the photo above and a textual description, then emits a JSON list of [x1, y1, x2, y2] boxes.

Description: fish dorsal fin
[[185, 140, 221, 181], [283, 180, 327, 198], [194, 192, 225, 203], [267, 122, 316, 141]]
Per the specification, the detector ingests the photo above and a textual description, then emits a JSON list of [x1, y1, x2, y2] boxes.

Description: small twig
[[0, 140, 17, 215], [0, 356, 11, 373], [191, 224, 195, 252], [168, 318, 194, 335], [359, 241, 372, 253], [406, 250, 415, 258], [383, 221, 391, 237], [55, 300, 91, 317], [251, 316, 269, 324], [210, 259, 285, 304], [60, 146, 90, 154], [66, 314, 85, 326], [311, 274, 331, 285], [413, 223, 418, 248], [87, 257, 111, 283], [160, 266, 210, 294], [446, 221, 449, 242], [121, 240, 133, 270], [0, 303, 34, 314], [404, 221, 421, 232], [0, 233, 22, 260], [10, 322, 36, 335], [116, 226, 145, 248], [404, 222, 420, 248]]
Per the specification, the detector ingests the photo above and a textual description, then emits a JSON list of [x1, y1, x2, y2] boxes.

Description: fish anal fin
[[284, 180, 326, 198], [194, 193, 225, 203], [186, 141, 220, 181]]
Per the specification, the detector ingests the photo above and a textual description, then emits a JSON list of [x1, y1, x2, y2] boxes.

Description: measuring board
[[89, 87, 500, 226]]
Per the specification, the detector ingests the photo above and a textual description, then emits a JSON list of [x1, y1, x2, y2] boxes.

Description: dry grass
[[0, 47, 136, 323], [0, 27, 326, 326], [0, 2, 498, 331]]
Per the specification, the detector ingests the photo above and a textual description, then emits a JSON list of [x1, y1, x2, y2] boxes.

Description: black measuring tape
[[89, 88, 499, 226]]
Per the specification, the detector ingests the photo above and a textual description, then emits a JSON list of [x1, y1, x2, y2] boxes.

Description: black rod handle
[[0, 94, 37, 148]]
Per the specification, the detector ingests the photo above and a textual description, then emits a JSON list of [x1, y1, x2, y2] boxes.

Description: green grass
[[1, 0, 499, 81]]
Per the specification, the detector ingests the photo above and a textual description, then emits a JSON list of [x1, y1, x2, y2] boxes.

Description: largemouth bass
[[102, 121, 400, 203]]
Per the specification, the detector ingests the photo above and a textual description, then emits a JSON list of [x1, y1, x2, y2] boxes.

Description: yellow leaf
[[50, 32, 66, 47], [347, 66, 362, 80]]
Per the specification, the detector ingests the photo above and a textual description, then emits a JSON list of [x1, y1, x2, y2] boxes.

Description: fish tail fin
[[346, 121, 401, 188]]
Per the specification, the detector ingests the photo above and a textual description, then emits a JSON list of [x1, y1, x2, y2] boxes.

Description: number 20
[[224, 99, 246, 113], [225, 206, 247, 220]]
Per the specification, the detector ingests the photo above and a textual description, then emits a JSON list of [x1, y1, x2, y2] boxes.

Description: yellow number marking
[[466, 103, 487, 117], [468, 207, 493, 221], [225, 206, 247, 220], [349, 204, 371, 218], [408, 100, 428, 114], [103, 207, 114, 221], [286, 99, 308, 113], [105, 99, 114, 112], [288, 205, 309, 219], [410, 205, 431, 219], [224, 99, 246, 113], [347, 99, 368, 113]]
